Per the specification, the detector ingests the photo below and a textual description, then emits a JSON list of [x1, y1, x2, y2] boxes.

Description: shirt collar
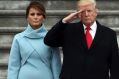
[[83, 21, 97, 32]]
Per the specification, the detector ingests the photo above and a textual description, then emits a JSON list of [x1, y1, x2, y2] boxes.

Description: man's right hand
[[62, 10, 82, 23]]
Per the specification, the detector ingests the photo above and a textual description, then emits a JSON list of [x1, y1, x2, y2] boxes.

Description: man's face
[[78, 3, 97, 25]]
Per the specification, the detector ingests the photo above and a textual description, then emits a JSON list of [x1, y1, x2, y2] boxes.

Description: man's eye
[[88, 10, 92, 12]]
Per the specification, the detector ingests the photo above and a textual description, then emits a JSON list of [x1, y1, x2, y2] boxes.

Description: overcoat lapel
[[89, 22, 104, 51], [78, 22, 88, 50]]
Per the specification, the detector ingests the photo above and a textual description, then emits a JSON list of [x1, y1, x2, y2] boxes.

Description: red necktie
[[86, 26, 92, 49]]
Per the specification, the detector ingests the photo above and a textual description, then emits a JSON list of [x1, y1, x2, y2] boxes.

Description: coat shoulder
[[14, 31, 25, 41], [101, 25, 116, 35]]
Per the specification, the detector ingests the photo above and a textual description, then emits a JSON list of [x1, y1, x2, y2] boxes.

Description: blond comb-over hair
[[78, 0, 96, 6]]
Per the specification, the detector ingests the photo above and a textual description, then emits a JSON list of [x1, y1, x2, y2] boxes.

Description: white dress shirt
[[83, 21, 97, 39]]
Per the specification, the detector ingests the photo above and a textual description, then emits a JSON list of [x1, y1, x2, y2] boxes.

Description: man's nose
[[85, 11, 89, 16]]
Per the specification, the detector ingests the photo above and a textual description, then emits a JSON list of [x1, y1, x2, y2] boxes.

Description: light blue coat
[[7, 24, 61, 79]]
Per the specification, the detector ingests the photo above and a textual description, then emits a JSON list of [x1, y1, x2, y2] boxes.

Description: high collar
[[23, 24, 47, 39]]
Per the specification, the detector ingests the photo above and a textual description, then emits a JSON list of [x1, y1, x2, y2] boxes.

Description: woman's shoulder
[[13, 31, 25, 40]]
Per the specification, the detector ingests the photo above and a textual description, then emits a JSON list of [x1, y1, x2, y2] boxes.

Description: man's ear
[[96, 8, 98, 12], [95, 8, 98, 16]]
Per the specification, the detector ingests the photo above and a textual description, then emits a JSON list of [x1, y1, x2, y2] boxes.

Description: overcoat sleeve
[[109, 32, 119, 79], [44, 20, 67, 47], [51, 47, 61, 79], [7, 35, 21, 79]]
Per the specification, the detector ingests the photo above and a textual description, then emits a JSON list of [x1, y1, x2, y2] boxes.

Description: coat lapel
[[78, 22, 88, 50], [89, 21, 104, 51], [21, 24, 47, 65]]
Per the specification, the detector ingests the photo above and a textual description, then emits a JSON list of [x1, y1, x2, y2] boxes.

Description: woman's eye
[[37, 13, 42, 16], [30, 13, 42, 16], [30, 13, 35, 16]]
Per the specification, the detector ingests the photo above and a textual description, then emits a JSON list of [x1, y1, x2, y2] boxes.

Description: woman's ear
[[26, 18, 29, 22]]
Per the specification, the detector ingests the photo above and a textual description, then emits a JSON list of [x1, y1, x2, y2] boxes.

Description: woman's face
[[27, 8, 44, 29]]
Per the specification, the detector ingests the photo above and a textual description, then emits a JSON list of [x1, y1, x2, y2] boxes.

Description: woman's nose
[[34, 14, 38, 19]]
